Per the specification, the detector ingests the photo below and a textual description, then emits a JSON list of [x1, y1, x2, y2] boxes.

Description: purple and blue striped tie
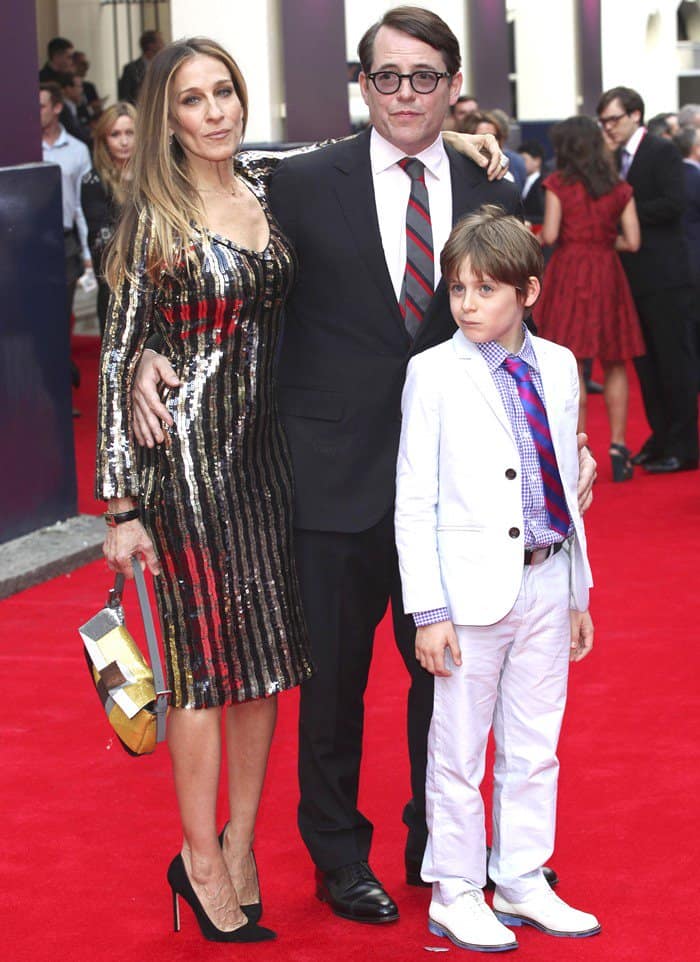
[[503, 356, 570, 537]]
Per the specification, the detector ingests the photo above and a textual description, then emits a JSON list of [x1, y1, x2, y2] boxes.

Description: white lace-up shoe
[[493, 887, 601, 938], [428, 889, 518, 952]]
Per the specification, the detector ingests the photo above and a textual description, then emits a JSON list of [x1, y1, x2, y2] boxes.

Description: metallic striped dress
[[96, 153, 313, 708]]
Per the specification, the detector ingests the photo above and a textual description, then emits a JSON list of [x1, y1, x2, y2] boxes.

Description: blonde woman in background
[[81, 102, 136, 333]]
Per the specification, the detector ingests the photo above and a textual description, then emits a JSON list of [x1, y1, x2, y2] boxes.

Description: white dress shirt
[[42, 124, 91, 261], [521, 171, 539, 200], [369, 127, 453, 300]]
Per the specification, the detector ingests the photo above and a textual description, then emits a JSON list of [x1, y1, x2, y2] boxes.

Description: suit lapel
[[530, 339, 569, 461], [330, 129, 405, 331], [452, 332, 513, 439]]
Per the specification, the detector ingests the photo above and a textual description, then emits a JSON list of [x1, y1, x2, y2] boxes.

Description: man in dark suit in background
[[518, 140, 546, 225], [675, 124, 700, 387], [117, 29, 164, 104], [598, 87, 698, 473]]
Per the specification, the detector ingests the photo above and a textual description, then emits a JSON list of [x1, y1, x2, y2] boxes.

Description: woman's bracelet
[[104, 507, 140, 527]]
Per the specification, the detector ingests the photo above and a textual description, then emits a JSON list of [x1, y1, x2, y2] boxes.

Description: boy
[[395, 206, 599, 952]]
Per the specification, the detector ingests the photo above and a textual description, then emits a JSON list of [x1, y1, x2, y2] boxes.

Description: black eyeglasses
[[598, 111, 629, 130], [366, 70, 451, 95]]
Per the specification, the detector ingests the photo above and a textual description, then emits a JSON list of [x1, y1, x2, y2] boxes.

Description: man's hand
[[570, 609, 594, 662], [442, 130, 509, 180], [415, 620, 462, 676], [576, 432, 597, 514], [132, 351, 180, 447]]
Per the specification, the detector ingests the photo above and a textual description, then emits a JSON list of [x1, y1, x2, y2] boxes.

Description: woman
[[81, 102, 136, 333], [532, 116, 644, 481], [97, 38, 312, 943], [97, 36, 505, 943]]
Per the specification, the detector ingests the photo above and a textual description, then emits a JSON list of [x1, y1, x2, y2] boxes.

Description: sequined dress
[[96, 153, 313, 708]]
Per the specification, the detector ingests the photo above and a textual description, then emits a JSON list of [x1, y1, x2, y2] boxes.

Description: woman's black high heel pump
[[218, 823, 263, 924], [610, 443, 633, 482], [167, 854, 275, 942]]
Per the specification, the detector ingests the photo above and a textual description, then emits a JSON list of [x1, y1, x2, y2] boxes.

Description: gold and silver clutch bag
[[79, 558, 169, 756]]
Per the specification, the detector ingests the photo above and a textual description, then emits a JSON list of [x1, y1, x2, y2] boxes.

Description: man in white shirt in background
[[40, 82, 92, 406]]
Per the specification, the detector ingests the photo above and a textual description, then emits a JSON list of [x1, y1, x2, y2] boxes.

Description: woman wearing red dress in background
[[533, 116, 645, 481]]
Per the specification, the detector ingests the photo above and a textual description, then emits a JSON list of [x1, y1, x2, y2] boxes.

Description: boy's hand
[[415, 621, 461, 676], [570, 609, 594, 662]]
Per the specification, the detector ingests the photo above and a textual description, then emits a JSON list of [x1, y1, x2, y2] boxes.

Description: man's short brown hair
[[358, 5, 461, 75], [40, 82, 63, 106], [441, 205, 543, 298]]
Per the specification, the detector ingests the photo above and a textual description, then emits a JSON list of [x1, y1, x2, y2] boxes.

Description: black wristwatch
[[104, 508, 140, 527]]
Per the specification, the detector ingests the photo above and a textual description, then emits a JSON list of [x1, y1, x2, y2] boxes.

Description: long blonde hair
[[104, 37, 248, 287], [93, 101, 137, 206]]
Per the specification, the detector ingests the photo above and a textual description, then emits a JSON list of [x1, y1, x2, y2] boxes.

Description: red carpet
[[1, 337, 699, 962]]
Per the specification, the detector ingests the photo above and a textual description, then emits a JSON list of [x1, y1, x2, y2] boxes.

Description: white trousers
[[422, 548, 571, 904]]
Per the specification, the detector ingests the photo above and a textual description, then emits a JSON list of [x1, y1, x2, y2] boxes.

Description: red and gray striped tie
[[398, 157, 434, 339]]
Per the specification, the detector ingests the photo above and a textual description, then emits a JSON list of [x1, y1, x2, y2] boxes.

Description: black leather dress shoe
[[316, 862, 399, 923], [644, 456, 699, 474], [631, 447, 658, 466], [405, 856, 559, 890]]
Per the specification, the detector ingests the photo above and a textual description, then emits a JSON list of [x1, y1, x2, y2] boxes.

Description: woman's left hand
[[442, 130, 509, 180], [104, 519, 162, 578]]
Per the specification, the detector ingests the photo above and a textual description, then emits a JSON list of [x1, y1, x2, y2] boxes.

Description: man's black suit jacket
[[681, 161, 700, 284], [269, 129, 520, 533], [522, 174, 545, 224], [619, 133, 690, 295]]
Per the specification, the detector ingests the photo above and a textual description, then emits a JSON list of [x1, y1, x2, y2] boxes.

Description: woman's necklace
[[198, 176, 242, 199]]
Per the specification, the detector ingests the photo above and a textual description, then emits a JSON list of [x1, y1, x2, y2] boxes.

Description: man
[[452, 93, 478, 127], [679, 103, 700, 128], [133, 7, 593, 924], [646, 112, 679, 139], [40, 83, 91, 399], [598, 87, 698, 473], [517, 139, 545, 225], [39, 37, 74, 83], [675, 125, 700, 386], [57, 72, 92, 145], [118, 30, 164, 104], [73, 51, 101, 115]]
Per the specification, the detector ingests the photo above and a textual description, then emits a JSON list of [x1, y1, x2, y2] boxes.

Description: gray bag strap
[[131, 559, 169, 743], [109, 562, 169, 743]]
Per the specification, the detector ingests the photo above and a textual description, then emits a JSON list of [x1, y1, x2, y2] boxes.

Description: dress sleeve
[[95, 211, 156, 501], [541, 172, 562, 198]]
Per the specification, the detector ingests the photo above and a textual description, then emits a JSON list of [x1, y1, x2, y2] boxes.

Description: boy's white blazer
[[395, 329, 592, 626]]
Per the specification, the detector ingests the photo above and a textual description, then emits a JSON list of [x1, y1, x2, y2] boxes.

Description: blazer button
[[508, 527, 520, 539], [505, 468, 517, 480]]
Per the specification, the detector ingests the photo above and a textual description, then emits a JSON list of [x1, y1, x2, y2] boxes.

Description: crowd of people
[[447, 87, 700, 479], [37, 4, 698, 954]]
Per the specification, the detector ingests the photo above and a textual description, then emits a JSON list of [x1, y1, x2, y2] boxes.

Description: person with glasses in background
[[131, 6, 596, 925], [597, 86, 698, 473]]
